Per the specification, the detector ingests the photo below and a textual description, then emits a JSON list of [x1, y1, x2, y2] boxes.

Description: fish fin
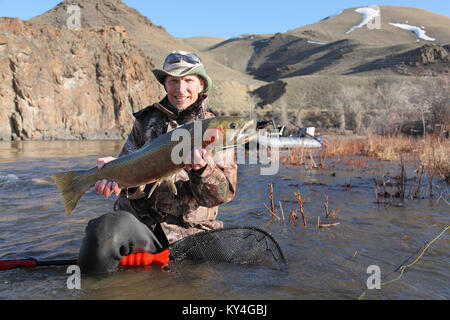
[[147, 180, 159, 199], [51, 170, 87, 214], [126, 185, 146, 200], [52, 171, 79, 193], [146, 177, 178, 198], [60, 187, 85, 215], [168, 178, 178, 196]]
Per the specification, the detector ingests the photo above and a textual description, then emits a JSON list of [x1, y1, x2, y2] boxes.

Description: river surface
[[0, 140, 448, 300]]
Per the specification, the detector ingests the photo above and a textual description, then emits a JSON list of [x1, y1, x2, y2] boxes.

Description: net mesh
[[168, 226, 287, 270]]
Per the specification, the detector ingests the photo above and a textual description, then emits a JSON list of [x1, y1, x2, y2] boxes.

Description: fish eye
[[228, 123, 237, 129]]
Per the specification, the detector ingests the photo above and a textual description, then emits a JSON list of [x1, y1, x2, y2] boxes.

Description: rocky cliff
[[0, 17, 165, 141], [30, 0, 264, 119]]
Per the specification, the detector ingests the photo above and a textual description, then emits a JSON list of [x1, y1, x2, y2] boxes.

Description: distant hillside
[[185, 5, 449, 136], [2, 1, 446, 138], [289, 6, 450, 45], [195, 5, 450, 80]]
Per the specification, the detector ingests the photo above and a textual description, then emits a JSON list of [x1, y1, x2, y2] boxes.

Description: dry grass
[[281, 134, 450, 182], [323, 135, 415, 160], [420, 137, 450, 183]]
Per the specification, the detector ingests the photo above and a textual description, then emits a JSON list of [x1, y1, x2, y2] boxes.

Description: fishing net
[[168, 226, 287, 270]]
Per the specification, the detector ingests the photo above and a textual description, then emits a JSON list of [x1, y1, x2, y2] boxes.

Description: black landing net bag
[[168, 226, 287, 270]]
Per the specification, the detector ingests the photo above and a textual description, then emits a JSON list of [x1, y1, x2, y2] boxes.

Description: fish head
[[202, 116, 257, 150]]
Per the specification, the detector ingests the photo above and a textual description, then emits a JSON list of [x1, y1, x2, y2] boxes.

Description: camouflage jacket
[[113, 95, 237, 243]]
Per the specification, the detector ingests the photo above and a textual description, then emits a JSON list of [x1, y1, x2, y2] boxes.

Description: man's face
[[164, 75, 204, 111]]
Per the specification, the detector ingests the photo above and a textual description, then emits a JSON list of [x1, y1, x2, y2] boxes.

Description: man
[[78, 51, 237, 273]]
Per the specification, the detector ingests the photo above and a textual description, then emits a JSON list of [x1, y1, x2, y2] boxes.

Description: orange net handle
[[118, 249, 170, 268]]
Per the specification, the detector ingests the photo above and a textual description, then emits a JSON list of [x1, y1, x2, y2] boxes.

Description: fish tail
[[51, 170, 88, 214]]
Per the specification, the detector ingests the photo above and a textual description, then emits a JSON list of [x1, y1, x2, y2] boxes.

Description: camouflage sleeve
[[187, 147, 237, 207]]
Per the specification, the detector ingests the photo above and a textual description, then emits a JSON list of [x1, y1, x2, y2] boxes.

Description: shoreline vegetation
[[264, 133, 450, 229], [281, 133, 449, 183]]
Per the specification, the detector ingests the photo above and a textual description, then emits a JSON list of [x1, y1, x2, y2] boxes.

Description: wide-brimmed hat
[[152, 50, 212, 93]]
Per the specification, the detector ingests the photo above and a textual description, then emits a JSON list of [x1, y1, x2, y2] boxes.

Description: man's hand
[[94, 156, 122, 198], [184, 147, 212, 171]]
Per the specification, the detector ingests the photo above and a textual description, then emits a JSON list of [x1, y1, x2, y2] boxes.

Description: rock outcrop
[[416, 44, 448, 64], [0, 17, 164, 141]]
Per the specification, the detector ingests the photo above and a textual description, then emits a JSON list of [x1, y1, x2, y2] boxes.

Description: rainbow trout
[[52, 117, 255, 214]]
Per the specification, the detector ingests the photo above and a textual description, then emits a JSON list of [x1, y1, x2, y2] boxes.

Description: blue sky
[[0, 0, 448, 38]]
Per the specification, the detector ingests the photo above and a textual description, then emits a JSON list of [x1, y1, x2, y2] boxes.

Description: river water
[[0, 140, 448, 300]]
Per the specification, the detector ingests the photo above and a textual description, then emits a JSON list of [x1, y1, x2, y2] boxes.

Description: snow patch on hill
[[346, 7, 380, 34], [389, 23, 435, 41]]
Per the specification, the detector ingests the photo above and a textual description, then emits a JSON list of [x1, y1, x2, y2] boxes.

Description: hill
[[1, 1, 447, 140], [195, 5, 449, 80], [30, 0, 264, 115], [288, 6, 450, 45], [185, 5, 449, 134]]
